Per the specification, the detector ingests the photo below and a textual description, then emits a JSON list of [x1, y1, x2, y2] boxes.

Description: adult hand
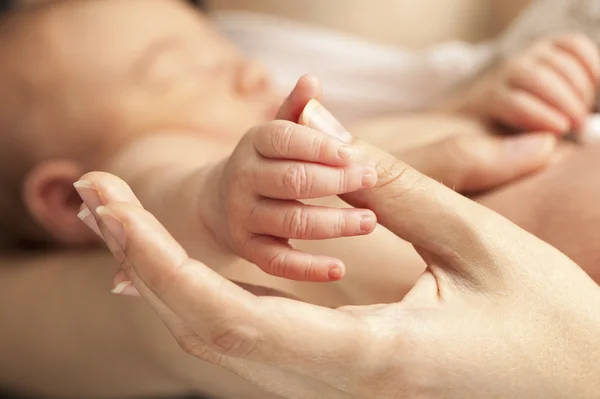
[[78, 79, 600, 398], [294, 76, 558, 195]]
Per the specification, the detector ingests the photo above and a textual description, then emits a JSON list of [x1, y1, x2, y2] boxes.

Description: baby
[[3, 1, 600, 398]]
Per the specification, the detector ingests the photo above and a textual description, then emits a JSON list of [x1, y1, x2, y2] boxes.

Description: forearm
[[104, 134, 238, 267]]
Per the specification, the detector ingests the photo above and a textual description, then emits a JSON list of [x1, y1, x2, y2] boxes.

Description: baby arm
[[95, 119, 378, 283]]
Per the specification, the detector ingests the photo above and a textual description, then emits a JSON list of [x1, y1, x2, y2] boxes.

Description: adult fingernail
[[77, 205, 102, 237], [95, 206, 127, 249], [111, 281, 140, 297], [338, 145, 355, 160], [359, 214, 377, 233], [362, 170, 378, 187], [300, 99, 353, 143], [73, 180, 102, 211], [504, 134, 556, 156]]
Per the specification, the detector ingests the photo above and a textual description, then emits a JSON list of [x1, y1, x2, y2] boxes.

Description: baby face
[[39, 0, 282, 143]]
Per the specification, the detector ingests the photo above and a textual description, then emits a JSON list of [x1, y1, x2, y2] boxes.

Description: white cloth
[[497, 0, 600, 111], [211, 11, 495, 124], [499, 0, 600, 56]]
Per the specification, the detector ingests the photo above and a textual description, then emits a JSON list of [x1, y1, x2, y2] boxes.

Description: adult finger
[[252, 120, 354, 167], [301, 100, 534, 287], [75, 171, 143, 208], [74, 172, 144, 244], [93, 201, 368, 379], [246, 199, 376, 239], [401, 132, 557, 193], [249, 160, 377, 199]]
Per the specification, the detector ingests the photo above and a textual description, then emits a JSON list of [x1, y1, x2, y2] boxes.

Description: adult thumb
[[400, 133, 557, 194]]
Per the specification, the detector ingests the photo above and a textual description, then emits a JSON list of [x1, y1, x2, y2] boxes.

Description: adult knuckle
[[373, 159, 414, 191], [175, 333, 224, 363], [176, 333, 202, 355], [209, 320, 260, 359], [370, 159, 426, 204], [283, 163, 312, 197]]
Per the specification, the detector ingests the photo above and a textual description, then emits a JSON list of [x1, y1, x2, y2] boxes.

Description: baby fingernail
[[359, 214, 377, 233], [111, 281, 140, 297], [77, 206, 102, 237], [300, 99, 353, 143], [327, 265, 345, 280], [73, 180, 102, 211], [338, 145, 355, 160], [362, 171, 378, 187], [96, 206, 127, 249]]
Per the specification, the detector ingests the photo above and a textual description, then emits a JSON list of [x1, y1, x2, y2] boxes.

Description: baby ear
[[22, 159, 99, 246]]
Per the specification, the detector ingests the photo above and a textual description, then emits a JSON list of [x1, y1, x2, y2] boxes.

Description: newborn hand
[[463, 33, 599, 135], [211, 113, 378, 282]]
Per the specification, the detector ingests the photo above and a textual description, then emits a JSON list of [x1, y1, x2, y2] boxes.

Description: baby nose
[[236, 59, 272, 96]]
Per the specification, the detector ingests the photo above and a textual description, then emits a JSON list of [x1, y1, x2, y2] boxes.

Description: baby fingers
[[250, 160, 377, 199], [247, 199, 377, 240], [252, 121, 355, 167], [242, 235, 346, 282], [508, 62, 586, 127]]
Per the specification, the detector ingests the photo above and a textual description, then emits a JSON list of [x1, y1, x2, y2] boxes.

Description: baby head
[[0, 0, 280, 248]]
